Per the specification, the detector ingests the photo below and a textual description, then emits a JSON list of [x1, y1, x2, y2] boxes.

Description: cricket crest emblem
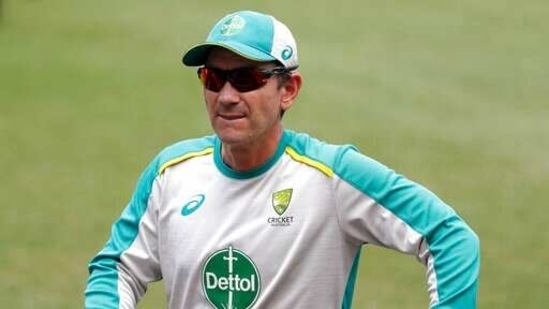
[[272, 188, 293, 216], [220, 15, 246, 36]]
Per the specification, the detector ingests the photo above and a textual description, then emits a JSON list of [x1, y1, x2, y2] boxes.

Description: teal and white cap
[[182, 10, 298, 68]]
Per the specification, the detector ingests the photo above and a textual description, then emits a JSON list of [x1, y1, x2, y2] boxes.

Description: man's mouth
[[218, 113, 245, 120]]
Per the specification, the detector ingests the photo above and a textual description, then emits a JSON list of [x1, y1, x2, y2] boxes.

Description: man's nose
[[217, 81, 241, 105]]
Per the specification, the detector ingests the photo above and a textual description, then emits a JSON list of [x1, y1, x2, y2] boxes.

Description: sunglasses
[[197, 66, 296, 93]]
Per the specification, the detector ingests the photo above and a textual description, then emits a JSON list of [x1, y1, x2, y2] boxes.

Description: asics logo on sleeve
[[181, 194, 206, 216]]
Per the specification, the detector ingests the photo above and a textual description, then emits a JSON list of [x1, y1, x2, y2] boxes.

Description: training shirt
[[85, 129, 479, 309]]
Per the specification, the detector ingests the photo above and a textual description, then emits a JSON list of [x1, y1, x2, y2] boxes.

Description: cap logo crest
[[220, 15, 246, 36]]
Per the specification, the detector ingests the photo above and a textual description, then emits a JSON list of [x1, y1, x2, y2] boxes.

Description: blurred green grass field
[[1, 0, 548, 308]]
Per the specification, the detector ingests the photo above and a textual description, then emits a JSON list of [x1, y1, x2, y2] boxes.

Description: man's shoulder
[[287, 131, 396, 192], [151, 135, 216, 174], [284, 130, 359, 169]]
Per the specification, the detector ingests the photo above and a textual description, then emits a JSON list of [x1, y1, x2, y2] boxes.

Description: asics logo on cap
[[281, 45, 293, 60], [220, 15, 246, 36]]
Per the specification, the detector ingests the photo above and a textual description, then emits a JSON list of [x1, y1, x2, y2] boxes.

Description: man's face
[[203, 48, 288, 147]]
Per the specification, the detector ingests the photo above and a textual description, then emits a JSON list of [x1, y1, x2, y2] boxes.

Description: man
[[85, 10, 480, 309]]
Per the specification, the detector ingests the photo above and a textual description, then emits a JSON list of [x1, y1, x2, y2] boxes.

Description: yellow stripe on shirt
[[158, 148, 214, 175], [285, 147, 334, 178]]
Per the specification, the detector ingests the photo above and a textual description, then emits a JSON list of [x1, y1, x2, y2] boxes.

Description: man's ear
[[280, 73, 302, 112]]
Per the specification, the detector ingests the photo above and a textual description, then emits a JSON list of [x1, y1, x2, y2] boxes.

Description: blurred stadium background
[[1, 0, 548, 307]]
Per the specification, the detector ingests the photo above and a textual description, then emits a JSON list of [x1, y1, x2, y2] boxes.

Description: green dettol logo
[[202, 246, 261, 309]]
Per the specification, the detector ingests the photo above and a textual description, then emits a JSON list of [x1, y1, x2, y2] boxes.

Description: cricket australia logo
[[268, 188, 294, 227], [220, 15, 246, 36], [202, 246, 261, 309]]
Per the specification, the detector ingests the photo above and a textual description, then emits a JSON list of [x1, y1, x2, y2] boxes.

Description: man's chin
[[215, 130, 251, 145]]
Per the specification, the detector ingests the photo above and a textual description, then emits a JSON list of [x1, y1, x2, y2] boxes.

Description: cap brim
[[182, 41, 276, 66]]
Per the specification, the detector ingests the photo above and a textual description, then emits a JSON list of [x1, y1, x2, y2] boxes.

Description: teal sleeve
[[84, 159, 158, 309]]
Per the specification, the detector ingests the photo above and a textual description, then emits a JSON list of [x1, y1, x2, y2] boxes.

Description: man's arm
[[334, 148, 480, 308], [85, 162, 162, 309]]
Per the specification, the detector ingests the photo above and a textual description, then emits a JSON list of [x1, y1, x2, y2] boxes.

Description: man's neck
[[221, 127, 283, 172]]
